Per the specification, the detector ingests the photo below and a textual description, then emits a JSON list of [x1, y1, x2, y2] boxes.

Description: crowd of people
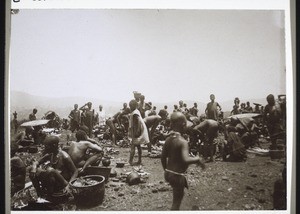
[[10, 92, 287, 210]]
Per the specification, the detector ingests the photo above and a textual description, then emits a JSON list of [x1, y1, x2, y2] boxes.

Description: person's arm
[[161, 141, 168, 170], [30, 153, 51, 175], [132, 114, 142, 138], [84, 141, 104, 153], [63, 153, 78, 182], [217, 102, 222, 111], [181, 138, 204, 169]]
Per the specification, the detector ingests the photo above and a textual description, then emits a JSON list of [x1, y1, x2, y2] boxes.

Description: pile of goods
[[72, 177, 101, 187]]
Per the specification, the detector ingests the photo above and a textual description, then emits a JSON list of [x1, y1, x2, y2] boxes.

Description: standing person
[[68, 104, 81, 132], [245, 101, 253, 113], [263, 94, 284, 149], [80, 102, 94, 138], [128, 100, 149, 166], [149, 106, 157, 116], [205, 94, 222, 121], [144, 103, 152, 118], [161, 112, 205, 210], [173, 105, 179, 112], [29, 108, 38, 121], [189, 103, 198, 117], [29, 136, 78, 199], [158, 105, 169, 120], [12, 111, 19, 134], [178, 100, 184, 112], [138, 95, 146, 118], [97, 105, 106, 126]]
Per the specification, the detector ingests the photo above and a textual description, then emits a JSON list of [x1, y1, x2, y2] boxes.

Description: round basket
[[69, 175, 105, 207]]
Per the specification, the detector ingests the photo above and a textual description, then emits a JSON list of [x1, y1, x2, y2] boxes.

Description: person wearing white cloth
[[128, 99, 149, 166]]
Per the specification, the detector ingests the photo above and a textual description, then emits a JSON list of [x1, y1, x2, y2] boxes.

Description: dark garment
[[189, 107, 198, 117], [29, 113, 36, 121], [223, 132, 246, 162], [11, 157, 26, 195], [206, 102, 220, 121], [164, 170, 188, 189], [84, 110, 94, 137]]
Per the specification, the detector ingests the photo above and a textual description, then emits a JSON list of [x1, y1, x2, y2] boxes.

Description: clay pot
[[126, 172, 141, 186], [102, 159, 111, 167]]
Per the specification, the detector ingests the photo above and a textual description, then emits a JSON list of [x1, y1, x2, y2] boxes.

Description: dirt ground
[[12, 129, 286, 211]]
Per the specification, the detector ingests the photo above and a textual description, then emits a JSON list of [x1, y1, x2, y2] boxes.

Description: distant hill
[[9, 91, 268, 121]]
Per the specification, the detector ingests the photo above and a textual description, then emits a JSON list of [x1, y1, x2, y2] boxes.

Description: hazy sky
[[10, 10, 285, 103]]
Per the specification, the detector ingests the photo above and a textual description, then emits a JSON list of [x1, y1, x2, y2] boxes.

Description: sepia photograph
[[7, 3, 293, 213]]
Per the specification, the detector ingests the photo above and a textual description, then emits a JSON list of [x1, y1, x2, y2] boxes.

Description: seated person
[[222, 131, 247, 162], [14, 131, 34, 147], [11, 142, 26, 195], [68, 130, 104, 173], [29, 136, 78, 199]]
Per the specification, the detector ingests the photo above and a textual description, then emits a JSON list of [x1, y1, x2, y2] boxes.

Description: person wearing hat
[[29, 136, 78, 199]]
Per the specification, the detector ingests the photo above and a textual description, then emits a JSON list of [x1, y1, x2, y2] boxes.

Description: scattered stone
[[158, 186, 169, 192], [159, 180, 164, 184], [257, 198, 266, 203], [110, 183, 120, 187], [227, 187, 232, 192], [131, 189, 138, 194], [152, 189, 158, 193], [217, 189, 224, 192], [246, 185, 254, 190], [118, 192, 124, 197], [112, 178, 120, 182], [192, 205, 200, 210], [222, 176, 229, 181], [157, 204, 163, 208], [113, 187, 120, 191], [250, 174, 258, 178]]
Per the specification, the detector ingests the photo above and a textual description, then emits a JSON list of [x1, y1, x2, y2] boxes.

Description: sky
[[9, 10, 286, 103]]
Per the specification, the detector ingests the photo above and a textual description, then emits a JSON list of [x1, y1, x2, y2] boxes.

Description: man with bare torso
[[193, 119, 219, 162], [144, 115, 162, 152], [68, 130, 104, 173], [161, 112, 205, 210], [29, 136, 78, 199]]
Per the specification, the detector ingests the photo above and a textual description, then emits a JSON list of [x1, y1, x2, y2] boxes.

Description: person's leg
[[29, 167, 44, 197], [82, 153, 103, 171], [171, 187, 185, 210], [46, 168, 68, 194], [129, 143, 135, 165], [137, 145, 142, 165]]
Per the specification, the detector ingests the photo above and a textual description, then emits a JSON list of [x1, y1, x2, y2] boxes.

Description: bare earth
[[12, 129, 285, 211]]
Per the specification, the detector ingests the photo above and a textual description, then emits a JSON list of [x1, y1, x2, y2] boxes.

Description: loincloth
[[164, 169, 188, 189]]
